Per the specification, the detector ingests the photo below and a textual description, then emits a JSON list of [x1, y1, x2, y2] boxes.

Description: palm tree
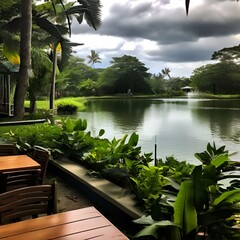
[[87, 50, 101, 67], [14, 0, 32, 119], [161, 67, 171, 79], [35, 0, 102, 110], [1, 0, 102, 116]]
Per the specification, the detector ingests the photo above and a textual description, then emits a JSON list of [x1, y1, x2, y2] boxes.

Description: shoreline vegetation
[[1, 117, 240, 239], [24, 93, 240, 110], [0, 96, 239, 239]]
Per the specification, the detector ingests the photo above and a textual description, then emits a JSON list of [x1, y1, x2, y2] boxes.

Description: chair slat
[[0, 169, 41, 193], [0, 182, 57, 224], [0, 143, 17, 156], [32, 146, 50, 184]]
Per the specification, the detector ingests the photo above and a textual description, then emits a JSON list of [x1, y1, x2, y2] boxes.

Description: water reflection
[[75, 98, 240, 163]]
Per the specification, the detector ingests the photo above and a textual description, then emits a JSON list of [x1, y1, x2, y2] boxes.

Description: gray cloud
[[70, 0, 240, 75], [72, 1, 240, 43]]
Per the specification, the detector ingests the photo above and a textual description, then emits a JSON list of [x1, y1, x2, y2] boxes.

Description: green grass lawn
[[24, 97, 86, 110]]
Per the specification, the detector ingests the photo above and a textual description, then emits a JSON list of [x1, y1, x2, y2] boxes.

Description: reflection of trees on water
[[86, 99, 153, 129], [191, 100, 240, 143]]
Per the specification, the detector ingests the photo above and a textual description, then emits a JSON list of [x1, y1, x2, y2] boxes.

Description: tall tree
[[109, 55, 151, 94], [212, 45, 240, 63], [191, 62, 240, 94], [35, 0, 102, 110], [14, 0, 32, 119], [87, 50, 101, 67], [1, 0, 102, 116], [161, 67, 171, 79], [28, 47, 52, 113]]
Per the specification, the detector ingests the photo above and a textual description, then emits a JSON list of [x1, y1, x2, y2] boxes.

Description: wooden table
[[0, 206, 129, 240], [0, 155, 40, 173]]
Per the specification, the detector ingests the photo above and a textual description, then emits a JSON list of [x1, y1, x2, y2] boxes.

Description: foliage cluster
[[57, 56, 190, 97], [56, 98, 84, 114], [2, 119, 240, 240], [133, 143, 240, 240], [191, 62, 240, 94]]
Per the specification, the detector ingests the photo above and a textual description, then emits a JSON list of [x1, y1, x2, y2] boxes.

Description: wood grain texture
[[0, 155, 40, 172], [0, 207, 129, 240]]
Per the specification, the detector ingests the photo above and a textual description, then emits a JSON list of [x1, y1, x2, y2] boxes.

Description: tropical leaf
[[211, 154, 229, 168], [214, 189, 240, 205], [2, 36, 20, 65], [174, 180, 197, 236], [128, 132, 139, 147], [98, 129, 105, 137], [133, 215, 155, 225], [76, 0, 102, 30], [192, 165, 209, 212], [34, 16, 68, 41], [133, 220, 179, 239]]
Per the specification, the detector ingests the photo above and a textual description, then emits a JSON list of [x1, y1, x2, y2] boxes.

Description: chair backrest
[[0, 182, 57, 224], [32, 146, 50, 184], [0, 143, 17, 156], [0, 169, 41, 193]]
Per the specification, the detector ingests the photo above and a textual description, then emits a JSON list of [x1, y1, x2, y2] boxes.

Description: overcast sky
[[70, 0, 240, 77]]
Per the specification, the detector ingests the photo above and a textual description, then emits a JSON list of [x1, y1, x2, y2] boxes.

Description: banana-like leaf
[[192, 165, 209, 212], [214, 189, 240, 205], [2, 36, 20, 65], [211, 154, 229, 168], [34, 16, 68, 41], [174, 180, 197, 236], [128, 132, 139, 147]]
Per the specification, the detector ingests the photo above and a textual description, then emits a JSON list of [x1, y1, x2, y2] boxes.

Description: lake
[[74, 98, 240, 165]]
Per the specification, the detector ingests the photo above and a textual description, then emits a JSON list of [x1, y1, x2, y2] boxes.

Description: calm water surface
[[74, 98, 240, 164]]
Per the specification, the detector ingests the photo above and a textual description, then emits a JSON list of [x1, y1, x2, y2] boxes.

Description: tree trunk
[[14, 0, 32, 119], [29, 92, 37, 114], [49, 45, 57, 110]]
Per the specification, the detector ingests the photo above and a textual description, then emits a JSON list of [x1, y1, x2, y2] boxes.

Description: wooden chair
[[0, 169, 41, 193], [32, 146, 51, 184], [0, 143, 18, 156], [0, 182, 57, 224]]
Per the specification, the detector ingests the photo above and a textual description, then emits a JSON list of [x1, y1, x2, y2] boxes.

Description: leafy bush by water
[[3, 119, 240, 240], [56, 99, 84, 114]]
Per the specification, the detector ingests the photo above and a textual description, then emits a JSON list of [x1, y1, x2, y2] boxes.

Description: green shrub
[[56, 99, 84, 114]]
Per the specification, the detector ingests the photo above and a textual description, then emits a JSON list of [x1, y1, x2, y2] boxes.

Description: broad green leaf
[[214, 189, 240, 205], [211, 154, 228, 168], [3, 36, 20, 65], [98, 129, 105, 137], [133, 224, 159, 239], [82, 119, 87, 130], [192, 165, 209, 212], [207, 142, 213, 156], [64, 117, 74, 132], [133, 221, 178, 239], [73, 118, 83, 131], [164, 177, 181, 191], [133, 215, 155, 225], [128, 132, 139, 147], [174, 180, 197, 236]]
